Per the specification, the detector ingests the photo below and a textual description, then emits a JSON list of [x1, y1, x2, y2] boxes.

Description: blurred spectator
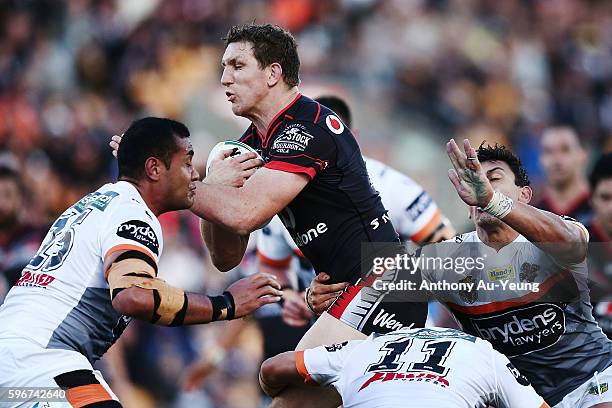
[[535, 126, 592, 224], [586, 153, 612, 339], [0, 166, 47, 300]]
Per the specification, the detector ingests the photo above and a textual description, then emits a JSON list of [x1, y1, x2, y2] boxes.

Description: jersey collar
[[255, 93, 303, 146]]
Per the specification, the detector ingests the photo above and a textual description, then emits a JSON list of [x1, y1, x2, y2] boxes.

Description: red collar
[[255, 93, 302, 146], [542, 188, 590, 215]]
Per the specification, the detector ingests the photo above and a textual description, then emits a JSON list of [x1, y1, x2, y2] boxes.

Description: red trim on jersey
[[263, 93, 302, 142], [447, 270, 571, 315], [239, 129, 255, 144], [268, 152, 328, 172], [285, 114, 294, 119], [265, 161, 316, 179], [257, 250, 292, 268], [410, 209, 442, 243], [265, 121, 284, 149], [313, 102, 321, 123], [328, 274, 378, 319], [540, 189, 590, 216], [294, 248, 304, 257]]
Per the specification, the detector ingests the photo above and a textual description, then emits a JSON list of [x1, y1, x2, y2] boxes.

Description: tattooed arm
[[446, 139, 587, 264]]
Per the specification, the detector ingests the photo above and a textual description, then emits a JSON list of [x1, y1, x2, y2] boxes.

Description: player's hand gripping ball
[[205, 141, 263, 188]]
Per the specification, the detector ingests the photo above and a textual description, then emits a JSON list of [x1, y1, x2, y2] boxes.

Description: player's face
[[221, 42, 270, 117], [0, 178, 21, 227], [164, 137, 199, 211], [592, 178, 612, 234], [471, 160, 527, 227], [540, 130, 585, 187]]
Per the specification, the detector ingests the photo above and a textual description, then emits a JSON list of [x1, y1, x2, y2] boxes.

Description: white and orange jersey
[[365, 157, 442, 243], [420, 221, 612, 405], [298, 327, 547, 408], [256, 156, 442, 271], [0, 181, 163, 364]]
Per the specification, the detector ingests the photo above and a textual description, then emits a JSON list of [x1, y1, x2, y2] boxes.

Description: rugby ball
[[206, 140, 262, 173]]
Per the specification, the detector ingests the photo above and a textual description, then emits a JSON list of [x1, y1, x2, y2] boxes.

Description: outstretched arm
[[446, 139, 587, 264], [106, 250, 283, 325]]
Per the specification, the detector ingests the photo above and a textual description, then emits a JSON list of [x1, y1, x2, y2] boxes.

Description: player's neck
[[476, 224, 520, 251], [118, 177, 163, 217], [250, 87, 300, 135], [546, 176, 588, 207]]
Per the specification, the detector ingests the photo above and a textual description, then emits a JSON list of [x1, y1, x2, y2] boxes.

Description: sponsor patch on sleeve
[[116, 220, 159, 255], [325, 115, 345, 134]]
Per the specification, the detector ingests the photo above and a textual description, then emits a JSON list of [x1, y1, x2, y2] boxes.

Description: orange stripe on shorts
[[296, 351, 316, 385], [66, 384, 113, 408]]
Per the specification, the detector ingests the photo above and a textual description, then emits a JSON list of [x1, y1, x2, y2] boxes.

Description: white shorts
[[0, 338, 117, 408], [554, 364, 612, 408]]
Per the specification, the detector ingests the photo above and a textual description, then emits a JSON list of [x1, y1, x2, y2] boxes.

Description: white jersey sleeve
[[299, 340, 362, 387], [100, 200, 163, 266], [365, 157, 442, 243], [491, 351, 547, 408], [257, 216, 297, 267]]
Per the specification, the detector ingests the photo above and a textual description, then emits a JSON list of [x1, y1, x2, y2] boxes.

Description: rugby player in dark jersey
[[109, 24, 426, 406], [189, 24, 427, 407]]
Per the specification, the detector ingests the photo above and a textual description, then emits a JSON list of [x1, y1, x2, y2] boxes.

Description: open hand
[[446, 139, 493, 208], [226, 272, 283, 318]]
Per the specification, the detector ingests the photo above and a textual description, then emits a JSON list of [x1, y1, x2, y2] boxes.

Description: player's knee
[[260, 357, 278, 384]]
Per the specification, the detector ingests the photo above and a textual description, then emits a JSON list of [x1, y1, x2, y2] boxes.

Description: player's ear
[[144, 157, 162, 181], [267, 62, 283, 87], [518, 185, 532, 204]]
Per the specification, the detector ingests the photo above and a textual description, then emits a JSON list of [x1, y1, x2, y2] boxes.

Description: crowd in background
[[1, 0, 611, 407]]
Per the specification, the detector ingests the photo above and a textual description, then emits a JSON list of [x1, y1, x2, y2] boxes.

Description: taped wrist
[[479, 190, 514, 219], [107, 253, 187, 326], [209, 291, 236, 321]]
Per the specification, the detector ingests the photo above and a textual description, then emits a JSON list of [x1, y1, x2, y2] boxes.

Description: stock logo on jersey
[[272, 124, 314, 153], [465, 303, 565, 357], [506, 362, 531, 386], [117, 220, 159, 255], [326, 115, 345, 134]]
